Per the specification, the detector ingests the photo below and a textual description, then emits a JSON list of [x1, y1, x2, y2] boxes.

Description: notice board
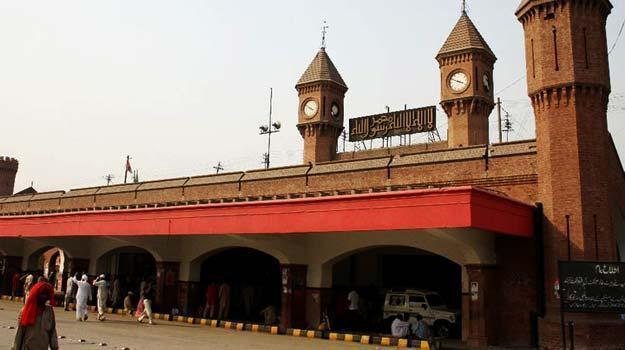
[[559, 261, 625, 313]]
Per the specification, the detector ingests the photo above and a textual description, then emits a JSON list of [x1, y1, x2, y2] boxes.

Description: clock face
[[449, 71, 469, 93], [331, 102, 340, 118], [303, 99, 318, 118], [483, 74, 491, 92]]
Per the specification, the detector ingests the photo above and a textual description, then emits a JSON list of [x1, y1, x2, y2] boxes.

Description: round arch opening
[[95, 246, 157, 302], [193, 247, 281, 322], [327, 246, 461, 339], [27, 246, 68, 292]]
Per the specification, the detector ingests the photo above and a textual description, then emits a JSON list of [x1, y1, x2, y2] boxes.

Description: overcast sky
[[2, 0, 624, 192]]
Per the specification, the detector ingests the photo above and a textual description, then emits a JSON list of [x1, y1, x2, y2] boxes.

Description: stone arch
[[24, 246, 70, 291], [309, 229, 494, 288], [92, 244, 163, 265], [188, 245, 288, 282], [25, 246, 71, 272], [94, 246, 159, 276]]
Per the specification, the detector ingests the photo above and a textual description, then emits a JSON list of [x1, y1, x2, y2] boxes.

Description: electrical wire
[[495, 75, 526, 96], [609, 16, 625, 55]]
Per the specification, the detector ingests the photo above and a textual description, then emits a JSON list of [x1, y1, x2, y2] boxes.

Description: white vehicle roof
[[387, 289, 439, 295]]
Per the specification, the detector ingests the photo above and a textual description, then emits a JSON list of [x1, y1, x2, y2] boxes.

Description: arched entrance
[[27, 247, 68, 292], [95, 246, 157, 302], [325, 246, 462, 339], [192, 247, 281, 322]]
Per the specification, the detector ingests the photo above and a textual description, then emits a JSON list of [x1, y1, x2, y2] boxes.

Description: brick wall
[[0, 141, 538, 215]]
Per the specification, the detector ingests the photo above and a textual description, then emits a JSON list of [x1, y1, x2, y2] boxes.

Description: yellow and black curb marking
[[1, 295, 430, 349]]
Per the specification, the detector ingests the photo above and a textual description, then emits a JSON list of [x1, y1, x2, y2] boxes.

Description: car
[[382, 289, 457, 338]]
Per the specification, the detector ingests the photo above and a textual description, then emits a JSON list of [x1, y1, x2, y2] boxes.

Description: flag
[[126, 157, 132, 174]]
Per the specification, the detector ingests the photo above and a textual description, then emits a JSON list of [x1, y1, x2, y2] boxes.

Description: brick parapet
[[0, 156, 19, 170], [0, 141, 538, 216]]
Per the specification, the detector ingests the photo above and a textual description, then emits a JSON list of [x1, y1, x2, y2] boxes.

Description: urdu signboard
[[349, 106, 436, 142], [559, 261, 625, 314]]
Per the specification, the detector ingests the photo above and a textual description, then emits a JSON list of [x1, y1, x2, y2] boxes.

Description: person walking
[[11, 271, 21, 300], [203, 282, 218, 319], [64, 273, 78, 311], [93, 274, 109, 321], [110, 276, 121, 308], [21, 273, 34, 303], [137, 279, 155, 325], [217, 281, 231, 320], [124, 291, 135, 316], [73, 274, 92, 321], [242, 284, 254, 319], [47, 269, 57, 291], [12, 281, 59, 350]]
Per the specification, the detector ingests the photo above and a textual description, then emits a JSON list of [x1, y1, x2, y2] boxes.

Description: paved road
[[0, 301, 373, 350]]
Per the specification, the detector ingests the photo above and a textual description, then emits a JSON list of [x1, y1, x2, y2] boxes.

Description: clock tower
[[296, 47, 348, 164], [437, 9, 496, 148]]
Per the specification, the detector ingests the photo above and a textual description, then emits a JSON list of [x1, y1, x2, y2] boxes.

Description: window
[[531, 39, 536, 78], [409, 295, 426, 305], [583, 28, 590, 69], [475, 67, 479, 90], [426, 294, 446, 307], [389, 295, 406, 307], [553, 27, 559, 71]]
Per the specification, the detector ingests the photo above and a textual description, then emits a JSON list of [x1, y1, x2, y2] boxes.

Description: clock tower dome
[[437, 9, 496, 148], [296, 47, 348, 164]]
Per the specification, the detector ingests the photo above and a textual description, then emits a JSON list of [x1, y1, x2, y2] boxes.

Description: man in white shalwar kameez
[[93, 274, 109, 321], [73, 275, 92, 321]]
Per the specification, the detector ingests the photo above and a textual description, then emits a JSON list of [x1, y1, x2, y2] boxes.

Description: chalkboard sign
[[559, 261, 625, 313]]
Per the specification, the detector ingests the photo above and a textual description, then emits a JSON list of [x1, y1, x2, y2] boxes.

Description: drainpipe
[[530, 202, 545, 348], [238, 173, 245, 192], [181, 177, 191, 199], [386, 156, 394, 180], [305, 162, 313, 187]]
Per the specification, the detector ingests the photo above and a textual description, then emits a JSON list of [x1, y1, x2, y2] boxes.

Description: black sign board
[[349, 106, 436, 142], [559, 261, 625, 313]]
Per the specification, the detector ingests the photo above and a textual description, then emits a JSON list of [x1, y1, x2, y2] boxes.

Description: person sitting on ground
[[414, 314, 430, 340], [12, 281, 59, 350], [391, 313, 410, 338]]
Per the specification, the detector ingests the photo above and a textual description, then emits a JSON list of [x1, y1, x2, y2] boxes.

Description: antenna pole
[[124, 155, 129, 184], [321, 21, 329, 48], [267, 88, 273, 169], [497, 97, 502, 143]]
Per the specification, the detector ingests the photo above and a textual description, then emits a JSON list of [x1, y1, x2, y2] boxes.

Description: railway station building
[[1, 1, 624, 348]]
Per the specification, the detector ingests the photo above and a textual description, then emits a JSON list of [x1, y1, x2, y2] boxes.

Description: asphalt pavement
[[0, 300, 374, 350]]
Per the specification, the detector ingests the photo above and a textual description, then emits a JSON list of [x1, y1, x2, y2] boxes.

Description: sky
[[1, 0, 624, 192]]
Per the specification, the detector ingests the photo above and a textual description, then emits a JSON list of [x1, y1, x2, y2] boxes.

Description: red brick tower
[[0, 156, 19, 196], [296, 47, 348, 164], [516, 0, 622, 348], [437, 9, 496, 148]]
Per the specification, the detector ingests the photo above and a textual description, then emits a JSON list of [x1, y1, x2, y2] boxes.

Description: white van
[[383, 289, 457, 338]]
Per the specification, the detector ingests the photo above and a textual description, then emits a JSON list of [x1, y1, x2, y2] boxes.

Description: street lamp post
[[259, 88, 281, 169]]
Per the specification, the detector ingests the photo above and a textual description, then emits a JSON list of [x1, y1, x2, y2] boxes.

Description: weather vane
[[462, 0, 467, 13], [321, 20, 329, 48]]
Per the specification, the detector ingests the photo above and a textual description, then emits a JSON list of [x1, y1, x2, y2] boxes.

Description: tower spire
[[462, 0, 466, 13], [321, 20, 329, 49]]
